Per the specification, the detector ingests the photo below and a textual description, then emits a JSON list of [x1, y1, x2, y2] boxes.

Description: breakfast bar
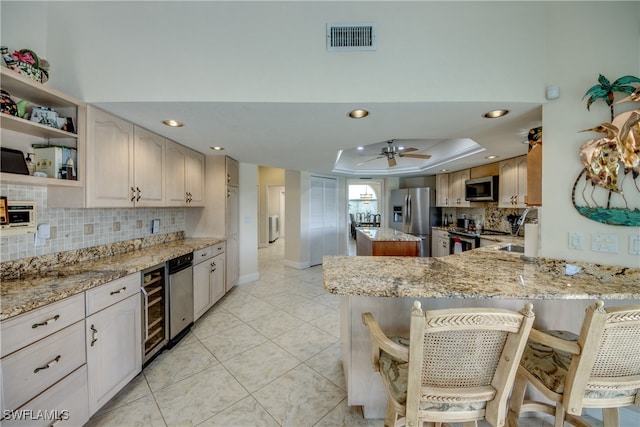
[[322, 245, 640, 418]]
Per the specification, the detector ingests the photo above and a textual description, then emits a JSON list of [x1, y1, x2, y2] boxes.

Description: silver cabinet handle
[[141, 287, 149, 341], [110, 286, 126, 295], [90, 324, 98, 347], [34, 355, 61, 373], [32, 314, 60, 328]]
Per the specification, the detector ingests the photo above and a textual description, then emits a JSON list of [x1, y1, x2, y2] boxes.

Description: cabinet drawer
[[1, 321, 86, 412], [2, 365, 89, 427], [1, 293, 85, 358], [194, 246, 214, 264], [85, 273, 140, 316]]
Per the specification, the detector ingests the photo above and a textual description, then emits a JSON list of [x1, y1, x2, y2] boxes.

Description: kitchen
[[1, 1, 640, 426]]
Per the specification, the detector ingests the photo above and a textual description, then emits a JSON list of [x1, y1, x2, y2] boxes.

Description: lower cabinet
[[431, 229, 450, 257], [85, 275, 141, 415], [194, 243, 226, 321]]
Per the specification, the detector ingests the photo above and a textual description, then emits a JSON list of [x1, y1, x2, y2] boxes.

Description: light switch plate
[[591, 233, 618, 253], [568, 232, 583, 250], [630, 235, 640, 255]]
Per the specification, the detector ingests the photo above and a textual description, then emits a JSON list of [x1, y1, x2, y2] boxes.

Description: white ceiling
[[94, 101, 542, 177]]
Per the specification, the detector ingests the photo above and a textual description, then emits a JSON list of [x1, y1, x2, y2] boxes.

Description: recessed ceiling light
[[483, 109, 509, 119], [357, 146, 364, 150], [485, 155, 499, 159], [440, 169, 449, 172], [348, 109, 369, 119], [210, 146, 224, 151], [162, 119, 184, 127]]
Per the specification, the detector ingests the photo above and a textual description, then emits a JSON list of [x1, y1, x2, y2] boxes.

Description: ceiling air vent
[[327, 23, 376, 51]]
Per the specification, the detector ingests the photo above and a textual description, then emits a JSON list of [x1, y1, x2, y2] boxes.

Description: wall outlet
[[84, 224, 94, 235], [113, 221, 121, 232], [630, 235, 640, 255], [591, 233, 618, 253], [568, 232, 583, 250]]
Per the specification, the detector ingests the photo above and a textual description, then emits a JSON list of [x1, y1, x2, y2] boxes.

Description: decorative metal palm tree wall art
[[572, 74, 640, 226]]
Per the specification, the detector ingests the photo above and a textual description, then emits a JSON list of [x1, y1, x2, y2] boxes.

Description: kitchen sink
[[499, 244, 525, 253]]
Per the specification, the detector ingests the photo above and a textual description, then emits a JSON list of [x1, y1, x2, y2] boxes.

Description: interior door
[[309, 176, 338, 266]]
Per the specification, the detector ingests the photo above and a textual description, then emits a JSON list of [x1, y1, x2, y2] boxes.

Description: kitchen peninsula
[[355, 227, 421, 257], [323, 245, 640, 418]]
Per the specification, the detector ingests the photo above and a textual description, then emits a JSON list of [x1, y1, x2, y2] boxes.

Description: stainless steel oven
[[448, 231, 479, 254]]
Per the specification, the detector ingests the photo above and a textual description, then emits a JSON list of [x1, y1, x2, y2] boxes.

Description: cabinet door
[[193, 259, 212, 321], [451, 170, 470, 207], [185, 149, 205, 206], [165, 140, 187, 206], [498, 158, 518, 207], [210, 252, 226, 305], [515, 155, 528, 207], [226, 157, 239, 187], [227, 186, 239, 236], [86, 294, 141, 415], [86, 107, 134, 208], [225, 235, 239, 292], [435, 174, 449, 207], [133, 126, 165, 207]]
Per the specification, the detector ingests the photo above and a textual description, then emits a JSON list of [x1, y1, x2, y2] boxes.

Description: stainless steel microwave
[[465, 176, 499, 201]]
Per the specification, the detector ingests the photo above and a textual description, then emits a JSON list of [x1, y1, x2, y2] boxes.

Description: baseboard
[[237, 272, 259, 284]]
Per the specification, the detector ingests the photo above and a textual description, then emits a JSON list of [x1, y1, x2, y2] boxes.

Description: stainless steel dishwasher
[[166, 252, 194, 348]]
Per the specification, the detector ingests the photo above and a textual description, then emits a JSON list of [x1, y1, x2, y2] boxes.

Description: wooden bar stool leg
[[602, 407, 619, 427]]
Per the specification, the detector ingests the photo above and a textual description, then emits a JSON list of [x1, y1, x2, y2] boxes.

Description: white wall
[[542, 2, 640, 267]]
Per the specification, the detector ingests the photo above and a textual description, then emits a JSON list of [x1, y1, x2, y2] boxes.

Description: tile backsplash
[[441, 203, 537, 234], [1, 183, 185, 262]]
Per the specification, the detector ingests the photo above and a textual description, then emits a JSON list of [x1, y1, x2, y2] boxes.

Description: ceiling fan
[[358, 140, 432, 167]]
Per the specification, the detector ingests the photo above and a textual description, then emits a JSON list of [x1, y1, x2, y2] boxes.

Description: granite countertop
[[1, 237, 224, 321], [323, 244, 640, 300], [356, 227, 422, 242]]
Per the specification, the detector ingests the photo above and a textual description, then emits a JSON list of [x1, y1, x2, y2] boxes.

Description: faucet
[[515, 207, 538, 236]]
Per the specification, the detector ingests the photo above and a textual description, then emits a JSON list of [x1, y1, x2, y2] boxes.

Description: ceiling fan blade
[[400, 147, 418, 153], [356, 155, 385, 166], [387, 156, 397, 167], [400, 153, 432, 159]]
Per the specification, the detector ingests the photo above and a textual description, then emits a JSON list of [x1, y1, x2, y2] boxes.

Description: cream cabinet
[[85, 274, 141, 415], [499, 156, 527, 208], [193, 243, 226, 321], [435, 174, 449, 207], [165, 140, 205, 207], [0, 293, 88, 425], [84, 107, 166, 208], [431, 229, 450, 257], [449, 169, 471, 207], [226, 156, 239, 187]]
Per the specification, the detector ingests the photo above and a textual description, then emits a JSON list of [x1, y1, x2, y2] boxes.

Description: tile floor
[[86, 239, 563, 427]]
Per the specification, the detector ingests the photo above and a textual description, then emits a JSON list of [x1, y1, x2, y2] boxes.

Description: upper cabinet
[[449, 169, 471, 207], [526, 146, 542, 206], [84, 107, 165, 208], [226, 156, 239, 187], [165, 140, 204, 207], [499, 156, 527, 208], [435, 174, 449, 207], [0, 67, 85, 187]]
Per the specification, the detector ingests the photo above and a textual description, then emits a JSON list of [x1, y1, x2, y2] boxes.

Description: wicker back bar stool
[[362, 301, 535, 427], [508, 301, 640, 427]]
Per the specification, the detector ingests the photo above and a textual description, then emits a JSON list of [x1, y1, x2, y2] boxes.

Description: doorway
[[347, 180, 384, 239]]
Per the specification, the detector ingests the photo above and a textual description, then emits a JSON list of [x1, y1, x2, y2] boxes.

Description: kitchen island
[[355, 227, 421, 256], [323, 245, 640, 417]]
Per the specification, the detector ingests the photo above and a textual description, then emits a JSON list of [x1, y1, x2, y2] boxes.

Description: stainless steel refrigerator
[[389, 187, 441, 257]]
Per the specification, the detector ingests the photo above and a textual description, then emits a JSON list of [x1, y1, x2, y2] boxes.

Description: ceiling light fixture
[[210, 146, 224, 151], [348, 109, 369, 119], [357, 146, 364, 150], [485, 155, 499, 159], [162, 119, 184, 127], [483, 109, 509, 119], [440, 169, 449, 172]]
